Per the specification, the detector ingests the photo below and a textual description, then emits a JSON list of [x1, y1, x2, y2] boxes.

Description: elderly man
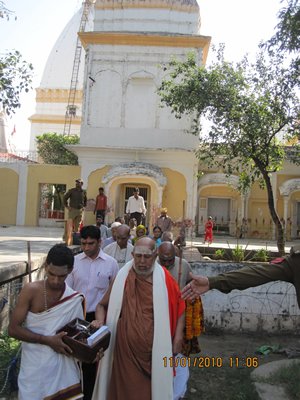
[[158, 241, 193, 400], [126, 187, 147, 225], [66, 225, 118, 400], [103, 224, 134, 269], [64, 178, 87, 232], [156, 207, 173, 233], [8, 244, 85, 399], [158, 241, 193, 290], [102, 221, 121, 248], [92, 237, 185, 400]]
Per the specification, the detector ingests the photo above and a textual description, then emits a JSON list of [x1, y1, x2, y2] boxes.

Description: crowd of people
[[8, 182, 300, 400]]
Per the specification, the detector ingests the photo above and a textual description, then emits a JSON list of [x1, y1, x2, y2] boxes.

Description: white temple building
[[7, 0, 295, 238], [29, 0, 211, 228]]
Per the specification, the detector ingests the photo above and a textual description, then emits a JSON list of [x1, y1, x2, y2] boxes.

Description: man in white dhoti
[[8, 244, 85, 400]]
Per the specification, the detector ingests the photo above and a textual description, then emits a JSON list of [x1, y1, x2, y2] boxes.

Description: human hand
[[92, 348, 104, 364], [90, 320, 104, 329], [181, 273, 210, 300], [44, 332, 72, 356], [172, 335, 183, 355]]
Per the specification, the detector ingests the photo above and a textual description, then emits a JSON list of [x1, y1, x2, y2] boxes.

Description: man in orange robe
[[92, 237, 185, 400]]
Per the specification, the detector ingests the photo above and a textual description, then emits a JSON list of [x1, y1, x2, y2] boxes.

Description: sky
[[0, 0, 282, 152]]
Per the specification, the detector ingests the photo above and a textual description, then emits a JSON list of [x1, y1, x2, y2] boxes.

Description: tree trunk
[[262, 170, 285, 255]]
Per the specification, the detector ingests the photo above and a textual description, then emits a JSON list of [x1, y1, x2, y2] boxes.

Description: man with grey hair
[[103, 224, 133, 268], [92, 237, 185, 400], [102, 221, 121, 249]]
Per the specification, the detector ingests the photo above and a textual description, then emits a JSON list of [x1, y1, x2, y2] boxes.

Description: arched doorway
[[102, 162, 167, 228]]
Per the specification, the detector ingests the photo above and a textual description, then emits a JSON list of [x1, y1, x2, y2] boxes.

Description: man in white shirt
[[126, 187, 146, 225], [103, 224, 134, 269], [66, 225, 118, 400], [102, 221, 121, 248]]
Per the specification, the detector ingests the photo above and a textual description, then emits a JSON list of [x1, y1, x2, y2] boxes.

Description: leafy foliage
[[263, 0, 300, 72], [214, 248, 226, 260], [0, 3, 33, 115], [36, 133, 79, 165], [0, 1, 15, 21], [158, 46, 299, 254], [0, 50, 33, 116], [0, 331, 20, 394], [252, 248, 269, 262]]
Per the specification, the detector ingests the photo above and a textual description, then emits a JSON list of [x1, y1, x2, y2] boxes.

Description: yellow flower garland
[[185, 297, 204, 340]]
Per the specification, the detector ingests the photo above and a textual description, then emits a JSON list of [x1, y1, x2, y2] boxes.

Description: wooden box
[[57, 318, 111, 363]]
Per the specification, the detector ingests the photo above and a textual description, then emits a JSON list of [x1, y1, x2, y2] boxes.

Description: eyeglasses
[[159, 257, 175, 263]]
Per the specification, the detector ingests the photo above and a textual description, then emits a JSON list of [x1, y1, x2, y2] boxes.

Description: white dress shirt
[[126, 195, 147, 214], [103, 242, 134, 269], [66, 249, 118, 313]]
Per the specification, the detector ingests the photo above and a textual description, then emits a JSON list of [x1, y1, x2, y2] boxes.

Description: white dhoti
[[18, 285, 84, 400]]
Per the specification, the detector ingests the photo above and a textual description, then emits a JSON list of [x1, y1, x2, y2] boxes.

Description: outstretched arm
[[181, 273, 210, 300]]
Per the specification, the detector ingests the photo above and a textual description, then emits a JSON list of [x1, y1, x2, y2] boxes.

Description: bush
[[214, 249, 226, 260], [253, 248, 269, 262], [0, 331, 21, 395], [231, 245, 245, 262]]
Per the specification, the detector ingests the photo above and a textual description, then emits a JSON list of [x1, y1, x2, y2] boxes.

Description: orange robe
[[107, 268, 184, 400]]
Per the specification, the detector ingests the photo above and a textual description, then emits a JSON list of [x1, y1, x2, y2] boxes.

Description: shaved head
[[132, 237, 157, 277], [134, 236, 156, 252], [158, 242, 176, 267]]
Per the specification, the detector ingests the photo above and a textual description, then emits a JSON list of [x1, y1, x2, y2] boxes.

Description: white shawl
[[18, 284, 84, 400], [92, 260, 173, 400]]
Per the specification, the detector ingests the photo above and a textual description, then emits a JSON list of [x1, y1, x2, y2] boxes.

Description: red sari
[[204, 220, 214, 243]]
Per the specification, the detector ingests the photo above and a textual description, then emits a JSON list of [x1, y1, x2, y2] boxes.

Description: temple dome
[[40, 0, 201, 89], [40, 9, 90, 89]]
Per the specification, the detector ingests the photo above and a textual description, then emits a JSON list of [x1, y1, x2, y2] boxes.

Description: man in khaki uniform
[[64, 178, 87, 232]]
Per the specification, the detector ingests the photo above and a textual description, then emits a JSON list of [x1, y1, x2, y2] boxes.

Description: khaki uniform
[[64, 188, 87, 232]]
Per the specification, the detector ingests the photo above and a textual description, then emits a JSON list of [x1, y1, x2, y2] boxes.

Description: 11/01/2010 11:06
[[162, 356, 259, 368]]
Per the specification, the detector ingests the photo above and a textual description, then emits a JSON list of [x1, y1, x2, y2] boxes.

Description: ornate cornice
[[198, 173, 239, 189], [95, 0, 199, 12], [36, 88, 83, 103], [279, 178, 300, 196], [103, 162, 167, 186], [29, 114, 81, 125], [79, 32, 211, 64]]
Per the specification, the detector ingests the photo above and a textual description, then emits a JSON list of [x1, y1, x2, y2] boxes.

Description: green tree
[[36, 133, 79, 165], [158, 48, 300, 254], [262, 0, 300, 88], [0, 51, 33, 115], [1, 2, 33, 116], [264, 0, 300, 57]]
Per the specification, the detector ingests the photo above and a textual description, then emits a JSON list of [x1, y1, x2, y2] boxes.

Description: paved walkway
[[0, 225, 298, 269], [0, 226, 299, 400], [0, 226, 64, 268]]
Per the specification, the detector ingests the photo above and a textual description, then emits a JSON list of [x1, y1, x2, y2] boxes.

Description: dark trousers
[[130, 212, 143, 226], [83, 312, 97, 400], [96, 210, 105, 222]]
